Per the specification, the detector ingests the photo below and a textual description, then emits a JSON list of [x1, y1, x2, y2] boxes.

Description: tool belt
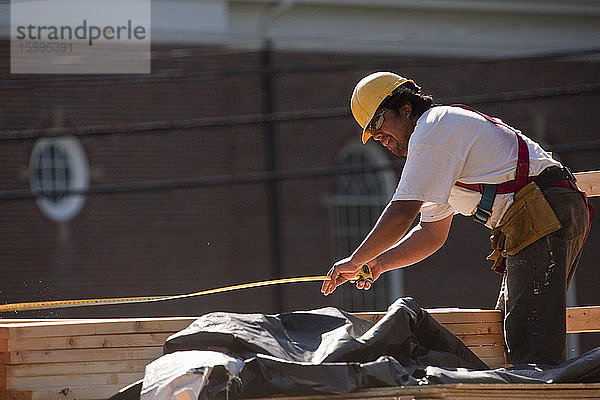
[[487, 166, 580, 274], [449, 105, 591, 274]]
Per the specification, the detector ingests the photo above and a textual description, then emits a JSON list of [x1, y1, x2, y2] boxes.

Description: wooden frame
[[0, 306, 597, 398]]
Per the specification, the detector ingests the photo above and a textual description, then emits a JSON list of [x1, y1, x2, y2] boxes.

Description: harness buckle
[[473, 206, 492, 224], [472, 183, 498, 224]]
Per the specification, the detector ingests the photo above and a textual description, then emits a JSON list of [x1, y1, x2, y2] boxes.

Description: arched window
[[329, 141, 404, 311], [29, 137, 89, 222]]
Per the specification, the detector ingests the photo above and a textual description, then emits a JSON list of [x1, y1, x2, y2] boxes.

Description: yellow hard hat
[[350, 72, 414, 144]]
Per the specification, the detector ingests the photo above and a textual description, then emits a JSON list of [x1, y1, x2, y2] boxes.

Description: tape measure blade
[[0, 296, 165, 312], [0, 275, 331, 312]]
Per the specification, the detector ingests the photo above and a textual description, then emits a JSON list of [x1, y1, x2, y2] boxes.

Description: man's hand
[[321, 200, 424, 296], [321, 257, 359, 295], [321, 258, 382, 295]]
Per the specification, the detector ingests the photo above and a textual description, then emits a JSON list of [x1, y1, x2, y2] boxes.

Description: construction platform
[[0, 306, 598, 400]]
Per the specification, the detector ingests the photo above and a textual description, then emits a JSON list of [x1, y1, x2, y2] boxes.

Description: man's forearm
[[373, 214, 453, 273], [349, 200, 422, 266]]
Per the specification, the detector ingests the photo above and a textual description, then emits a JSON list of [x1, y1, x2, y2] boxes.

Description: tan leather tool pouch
[[487, 182, 562, 272]]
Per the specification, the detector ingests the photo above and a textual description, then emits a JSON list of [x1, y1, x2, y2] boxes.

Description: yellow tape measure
[[348, 265, 373, 284], [0, 266, 374, 312], [0, 275, 332, 312]]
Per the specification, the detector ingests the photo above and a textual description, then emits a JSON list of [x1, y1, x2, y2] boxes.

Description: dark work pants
[[498, 186, 590, 366]]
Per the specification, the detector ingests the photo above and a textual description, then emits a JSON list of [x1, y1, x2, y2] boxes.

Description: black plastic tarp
[[111, 297, 600, 400]]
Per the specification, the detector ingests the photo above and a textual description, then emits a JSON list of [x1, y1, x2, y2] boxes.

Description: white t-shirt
[[391, 106, 560, 228]]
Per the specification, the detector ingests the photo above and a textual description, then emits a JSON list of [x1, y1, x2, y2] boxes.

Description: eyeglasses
[[367, 109, 389, 133]]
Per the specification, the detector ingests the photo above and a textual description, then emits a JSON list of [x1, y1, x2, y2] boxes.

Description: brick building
[[0, 0, 598, 354]]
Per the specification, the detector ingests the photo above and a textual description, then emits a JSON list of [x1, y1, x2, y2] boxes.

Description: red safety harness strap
[[455, 155, 535, 194], [451, 104, 530, 222], [453, 104, 530, 193]]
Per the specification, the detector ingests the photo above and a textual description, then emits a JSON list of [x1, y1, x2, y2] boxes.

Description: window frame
[[29, 137, 90, 222]]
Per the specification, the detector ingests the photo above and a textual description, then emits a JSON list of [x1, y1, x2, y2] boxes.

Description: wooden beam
[[427, 309, 502, 324], [458, 333, 504, 347], [2, 359, 152, 378], [354, 309, 503, 324], [480, 356, 507, 369], [0, 385, 126, 400], [354, 306, 600, 334], [0, 317, 195, 339], [574, 171, 600, 197], [567, 306, 600, 333], [5, 371, 143, 391], [469, 345, 505, 359], [0, 332, 171, 352], [242, 383, 600, 400], [442, 321, 503, 336], [1, 346, 162, 365]]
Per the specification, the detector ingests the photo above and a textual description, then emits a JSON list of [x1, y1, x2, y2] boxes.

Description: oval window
[[29, 137, 89, 222]]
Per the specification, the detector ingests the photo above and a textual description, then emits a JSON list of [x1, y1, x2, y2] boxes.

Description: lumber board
[[441, 322, 503, 336], [480, 356, 508, 369], [355, 306, 600, 334], [469, 345, 505, 359], [0, 317, 195, 340], [574, 170, 600, 197], [0, 385, 125, 400], [429, 309, 502, 324], [2, 382, 599, 400], [567, 306, 600, 333], [0, 332, 171, 352], [1, 346, 162, 364], [1, 359, 152, 378], [5, 371, 142, 391], [354, 309, 503, 325], [354, 311, 504, 336], [0, 320, 74, 324], [246, 383, 600, 400], [458, 333, 504, 347]]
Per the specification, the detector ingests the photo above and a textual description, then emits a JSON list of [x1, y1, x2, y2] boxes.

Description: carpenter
[[321, 72, 592, 366]]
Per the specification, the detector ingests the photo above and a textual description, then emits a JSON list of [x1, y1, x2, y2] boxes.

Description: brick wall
[[0, 41, 598, 350]]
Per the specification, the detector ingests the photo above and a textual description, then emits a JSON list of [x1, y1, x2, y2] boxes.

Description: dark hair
[[378, 83, 435, 119]]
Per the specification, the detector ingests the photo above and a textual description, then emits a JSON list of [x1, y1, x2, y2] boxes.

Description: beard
[[382, 138, 407, 157], [387, 145, 405, 157]]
